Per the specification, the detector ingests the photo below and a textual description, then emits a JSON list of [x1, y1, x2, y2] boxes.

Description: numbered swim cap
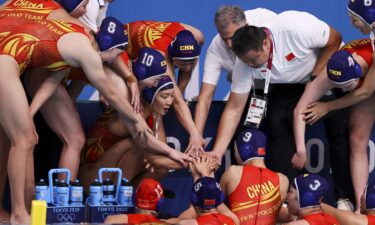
[[234, 129, 266, 164], [136, 178, 164, 211], [133, 47, 167, 81], [294, 174, 330, 209], [190, 177, 225, 210], [95, 16, 128, 52], [327, 50, 362, 84], [348, 0, 375, 27]]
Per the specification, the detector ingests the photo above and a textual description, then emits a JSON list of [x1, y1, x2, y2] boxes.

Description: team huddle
[[0, 0, 374, 224]]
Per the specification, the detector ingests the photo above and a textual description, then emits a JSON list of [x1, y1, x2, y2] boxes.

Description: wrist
[[126, 75, 137, 83], [296, 149, 306, 155], [326, 103, 334, 112]]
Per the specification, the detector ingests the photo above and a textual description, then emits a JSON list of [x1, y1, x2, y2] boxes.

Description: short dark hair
[[232, 25, 267, 57]]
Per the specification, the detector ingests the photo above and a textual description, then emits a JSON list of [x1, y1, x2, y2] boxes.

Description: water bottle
[[56, 180, 69, 206], [103, 178, 115, 205], [35, 179, 48, 201], [90, 179, 103, 206], [53, 178, 58, 204], [118, 178, 133, 207], [69, 179, 83, 206]]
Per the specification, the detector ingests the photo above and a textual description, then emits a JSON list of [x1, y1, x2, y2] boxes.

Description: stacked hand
[[291, 151, 307, 169], [185, 132, 205, 159], [303, 102, 330, 125], [189, 155, 219, 180]]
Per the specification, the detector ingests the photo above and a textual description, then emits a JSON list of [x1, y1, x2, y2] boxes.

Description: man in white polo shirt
[[194, 5, 276, 137], [208, 10, 354, 210]]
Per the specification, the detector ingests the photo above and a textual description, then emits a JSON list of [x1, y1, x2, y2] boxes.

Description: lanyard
[[252, 28, 274, 96], [153, 112, 159, 140]]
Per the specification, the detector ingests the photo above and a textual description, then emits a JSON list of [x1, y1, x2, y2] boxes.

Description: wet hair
[[232, 25, 267, 56], [214, 5, 246, 31]]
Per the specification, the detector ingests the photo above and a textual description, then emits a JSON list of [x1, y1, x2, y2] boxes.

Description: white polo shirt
[[79, 0, 109, 32], [202, 8, 277, 85], [231, 11, 330, 94]]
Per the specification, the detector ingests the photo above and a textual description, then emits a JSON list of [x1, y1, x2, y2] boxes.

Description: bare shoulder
[[278, 173, 289, 185], [220, 165, 242, 187], [223, 165, 242, 177], [277, 172, 289, 200]]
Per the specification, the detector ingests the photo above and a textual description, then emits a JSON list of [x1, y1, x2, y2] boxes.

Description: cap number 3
[[309, 180, 321, 191]]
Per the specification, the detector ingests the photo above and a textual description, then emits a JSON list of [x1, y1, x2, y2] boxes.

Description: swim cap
[[56, 0, 86, 13], [348, 0, 375, 27], [133, 47, 167, 81], [168, 30, 201, 60], [142, 76, 174, 105], [327, 50, 362, 84], [294, 174, 330, 209], [190, 177, 224, 210], [234, 129, 266, 164], [95, 16, 128, 52]]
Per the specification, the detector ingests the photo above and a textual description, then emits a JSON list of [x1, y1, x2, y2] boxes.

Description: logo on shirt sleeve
[[285, 52, 295, 62]]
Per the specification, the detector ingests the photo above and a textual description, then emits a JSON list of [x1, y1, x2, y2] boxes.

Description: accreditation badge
[[244, 95, 267, 128]]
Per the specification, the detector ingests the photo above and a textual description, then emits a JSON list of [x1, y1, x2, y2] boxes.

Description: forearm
[[329, 62, 375, 109], [293, 110, 307, 154], [321, 203, 366, 225], [143, 131, 178, 157], [194, 84, 215, 134], [29, 70, 67, 116], [293, 79, 330, 152], [146, 154, 185, 170], [177, 69, 192, 94], [212, 105, 243, 158], [328, 88, 371, 111], [99, 83, 138, 123], [109, 57, 135, 81], [173, 87, 201, 137]]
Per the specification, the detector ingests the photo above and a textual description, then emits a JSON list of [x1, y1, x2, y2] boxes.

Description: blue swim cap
[[95, 16, 128, 52], [294, 174, 330, 209], [190, 177, 225, 210], [56, 0, 85, 13], [142, 76, 174, 105], [348, 0, 375, 27], [168, 30, 201, 60], [366, 180, 375, 210], [234, 129, 266, 164], [133, 47, 167, 81], [327, 50, 362, 85]]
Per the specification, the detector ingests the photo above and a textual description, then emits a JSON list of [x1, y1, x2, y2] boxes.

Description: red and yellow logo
[[143, 22, 171, 47], [0, 33, 39, 72]]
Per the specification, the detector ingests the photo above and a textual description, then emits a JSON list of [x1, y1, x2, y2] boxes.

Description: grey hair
[[214, 5, 246, 31]]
